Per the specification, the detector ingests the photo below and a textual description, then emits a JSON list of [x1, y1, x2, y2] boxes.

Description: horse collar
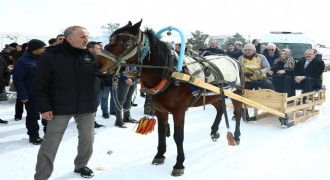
[[140, 79, 169, 95]]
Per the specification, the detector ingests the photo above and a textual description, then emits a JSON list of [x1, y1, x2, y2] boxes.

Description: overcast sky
[[1, 0, 329, 46]]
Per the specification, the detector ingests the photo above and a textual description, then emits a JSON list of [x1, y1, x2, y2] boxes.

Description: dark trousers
[[15, 98, 24, 119], [272, 75, 286, 93], [24, 96, 47, 139], [283, 76, 321, 98], [245, 78, 275, 91]]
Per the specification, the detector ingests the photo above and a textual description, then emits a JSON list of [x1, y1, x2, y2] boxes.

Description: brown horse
[[94, 20, 244, 176]]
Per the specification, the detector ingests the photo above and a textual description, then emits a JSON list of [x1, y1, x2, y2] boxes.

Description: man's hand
[[20, 99, 28, 103], [244, 72, 254, 78], [125, 78, 133, 85], [276, 70, 285, 75], [295, 76, 305, 83], [41, 111, 54, 121]]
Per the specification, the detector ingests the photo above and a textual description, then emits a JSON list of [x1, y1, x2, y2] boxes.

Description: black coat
[[294, 57, 325, 87], [0, 56, 10, 92], [294, 57, 324, 78], [35, 41, 97, 115]]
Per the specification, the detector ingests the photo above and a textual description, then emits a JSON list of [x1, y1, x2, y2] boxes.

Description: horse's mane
[[144, 29, 175, 69]]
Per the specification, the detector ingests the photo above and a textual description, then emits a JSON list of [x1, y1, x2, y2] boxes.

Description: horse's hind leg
[[231, 91, 243, 144], [210, 101, 223, 142], [152, 110, 168, 165]]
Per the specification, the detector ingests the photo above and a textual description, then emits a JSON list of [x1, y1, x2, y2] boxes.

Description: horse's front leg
[[210, 101, 223, 142], [152, 110, 168, 165], [171, 110, 186, 176]]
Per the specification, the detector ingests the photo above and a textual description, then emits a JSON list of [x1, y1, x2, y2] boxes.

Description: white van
[[260, 32, 313, 60]]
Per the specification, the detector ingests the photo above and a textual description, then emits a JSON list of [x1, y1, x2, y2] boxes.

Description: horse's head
[[93, 20, 144, 75]]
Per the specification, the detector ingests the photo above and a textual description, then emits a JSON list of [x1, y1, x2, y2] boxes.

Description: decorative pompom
[[135, 116, 156, 135]]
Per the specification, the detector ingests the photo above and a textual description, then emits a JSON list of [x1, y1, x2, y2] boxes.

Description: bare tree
[[101, 23, 120, 36]]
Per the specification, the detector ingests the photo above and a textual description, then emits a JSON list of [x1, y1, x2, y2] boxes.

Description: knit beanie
[[27, 39, 46, 52], [243, 43, 256, 51]]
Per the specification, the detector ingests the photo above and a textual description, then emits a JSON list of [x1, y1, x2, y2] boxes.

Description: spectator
[[271, 49, 296, 96], [262, 43, 280, 71], [231, 41, 244, 60], [34, 26, 96, 179], [12, 43, 28, 121], [237, 43, 274, 121], [55, 34, 65, 45], [283, 49, 325, 102], [86, 41, 106, 127], [225, 43, 236, 58], [252, 39, 264, 54], [13, 39, 47, 144], [0, 56, 10, 124], [114, 66, 139, 128], [48, 38, 57, 46], [201, 39, 224, 56]]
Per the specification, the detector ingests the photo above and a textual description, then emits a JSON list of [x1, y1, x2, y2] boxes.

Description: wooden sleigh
[[171, 72, 326, 127], [243, 88, 326, 125]]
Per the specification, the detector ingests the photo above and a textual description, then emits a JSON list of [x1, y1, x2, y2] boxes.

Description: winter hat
[[234, 41, 243, 46], [27, 39, 46, 52], [9, 42, 18, 48], [243, 43, 256, 51]]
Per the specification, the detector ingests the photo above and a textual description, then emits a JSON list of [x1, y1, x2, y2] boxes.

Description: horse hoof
[[152, 157, 165, 165], [211, 132, 220, 142], [235, 140, 240, 145], [171, 168, 184, 176]]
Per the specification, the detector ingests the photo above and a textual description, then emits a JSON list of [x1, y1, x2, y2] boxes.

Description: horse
[[93, 20, 245, 176]]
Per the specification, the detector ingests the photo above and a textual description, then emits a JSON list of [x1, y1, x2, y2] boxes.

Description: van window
[[261, 43, 312, 60]]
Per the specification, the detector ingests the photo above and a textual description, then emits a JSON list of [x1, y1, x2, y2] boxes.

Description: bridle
[[98, 30, 150, 68]]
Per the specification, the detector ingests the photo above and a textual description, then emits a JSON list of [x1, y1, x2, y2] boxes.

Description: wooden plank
[[171, 72, 285, 118]]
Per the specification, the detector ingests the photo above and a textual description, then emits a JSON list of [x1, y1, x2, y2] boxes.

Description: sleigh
[[171, 72, 326, 127], [242, 88, 326, 125]]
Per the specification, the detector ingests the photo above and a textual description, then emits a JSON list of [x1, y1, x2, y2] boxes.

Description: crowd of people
[[0, 28, 325, 179], [0, 26, 142, 179], [176, 38, 325, 123]]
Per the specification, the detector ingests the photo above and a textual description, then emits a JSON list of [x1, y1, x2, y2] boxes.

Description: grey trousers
[[115, 79, 137, 124], [34, 113, 95, 180]]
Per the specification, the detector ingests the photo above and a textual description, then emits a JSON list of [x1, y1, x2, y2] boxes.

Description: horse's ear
[[130, 19, 143, 34], [128, 21, 132, 26]]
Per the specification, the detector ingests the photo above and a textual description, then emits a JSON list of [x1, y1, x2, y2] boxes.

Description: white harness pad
[[184, 55, 241, 87]]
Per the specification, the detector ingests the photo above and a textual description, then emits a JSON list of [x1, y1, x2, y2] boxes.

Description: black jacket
[[294, 57, 324, 78], [0, 56, 10, 93], [35, 40, 97, 115]]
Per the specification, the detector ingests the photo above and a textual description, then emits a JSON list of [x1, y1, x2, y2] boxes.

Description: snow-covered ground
[[1, 73, 330, 180]]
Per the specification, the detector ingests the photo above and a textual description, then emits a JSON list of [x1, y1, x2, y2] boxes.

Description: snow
[[1, 73, 330, 180]]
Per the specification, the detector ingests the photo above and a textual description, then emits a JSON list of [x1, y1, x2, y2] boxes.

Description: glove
[[244, 72, 254, 78]]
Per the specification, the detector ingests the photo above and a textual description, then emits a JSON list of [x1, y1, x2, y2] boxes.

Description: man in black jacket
[[34, 26, 96, 179], [0, 56, 10, 124], [283, 49, 325, 102]]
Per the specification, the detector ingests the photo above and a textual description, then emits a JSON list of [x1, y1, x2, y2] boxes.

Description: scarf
[[274, 49, 295, 71], [243, 52, 257, 60]]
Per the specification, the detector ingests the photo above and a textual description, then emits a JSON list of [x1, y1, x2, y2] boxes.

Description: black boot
[[95, 121, 104, 128], [29, 137, 43, 145], [74, 167, 94, 178], [0, 119, 8, 124]]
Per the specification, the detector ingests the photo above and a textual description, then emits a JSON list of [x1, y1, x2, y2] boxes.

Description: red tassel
[[135, 117, 156, 135]]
